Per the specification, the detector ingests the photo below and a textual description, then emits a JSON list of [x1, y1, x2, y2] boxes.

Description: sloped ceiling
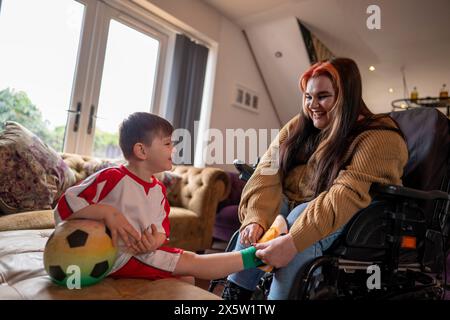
[[203, 0, 450, 121]]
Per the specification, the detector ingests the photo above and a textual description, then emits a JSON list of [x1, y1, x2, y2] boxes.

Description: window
[[93, 19, 160, 158], [0, 0, 172, 158], [0, 0, 84, 151]]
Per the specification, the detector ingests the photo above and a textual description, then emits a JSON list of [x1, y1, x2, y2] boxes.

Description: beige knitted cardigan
[[238, 115, 409, 252]]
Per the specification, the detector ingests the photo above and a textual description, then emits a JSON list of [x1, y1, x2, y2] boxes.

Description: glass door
[[69, 1, 170, 158], [0, 0, 171, 157], [92, 18, 161, 158]]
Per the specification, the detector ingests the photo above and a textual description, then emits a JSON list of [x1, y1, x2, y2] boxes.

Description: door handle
[[87, 104, 96, 135], [68, 102, 82, 132]]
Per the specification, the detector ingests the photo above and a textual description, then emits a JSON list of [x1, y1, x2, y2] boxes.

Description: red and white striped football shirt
[[54, 165, 178, 273]]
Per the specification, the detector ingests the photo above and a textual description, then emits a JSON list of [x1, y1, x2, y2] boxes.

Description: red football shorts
[[109, 246, 184, 280]]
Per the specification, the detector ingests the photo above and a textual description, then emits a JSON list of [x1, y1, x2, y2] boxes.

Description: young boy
[[54, 112, 287, 282]]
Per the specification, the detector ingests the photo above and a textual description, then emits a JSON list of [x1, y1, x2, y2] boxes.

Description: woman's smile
[[305, 75, 336, 129], [312, 111, 326, 119]]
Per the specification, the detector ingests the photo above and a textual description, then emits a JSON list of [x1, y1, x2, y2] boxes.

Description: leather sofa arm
[[172, 166, 231, 215], [170, 165, 231, 250], [0, 210, 55, 232]]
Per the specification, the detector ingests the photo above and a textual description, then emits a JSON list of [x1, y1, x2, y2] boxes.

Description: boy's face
[[139, 134, 174, 173]]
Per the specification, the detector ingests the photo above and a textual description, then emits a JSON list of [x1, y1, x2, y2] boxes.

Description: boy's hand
[[130, 224, 166, 255], [103, 210, 141, 249]]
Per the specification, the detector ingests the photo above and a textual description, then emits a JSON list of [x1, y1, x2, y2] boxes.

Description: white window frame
[[65, 0, 174, 156]]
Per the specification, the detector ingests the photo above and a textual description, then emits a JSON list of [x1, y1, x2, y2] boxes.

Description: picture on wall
[[232, 84, 259, 114], [298, 19, 335, 65]]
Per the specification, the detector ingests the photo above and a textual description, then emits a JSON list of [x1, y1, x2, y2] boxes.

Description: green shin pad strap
[[241, 246, 263, 269]]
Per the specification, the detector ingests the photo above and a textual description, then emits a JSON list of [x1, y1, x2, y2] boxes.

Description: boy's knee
[[181, 251, 198, 263], [179, 276, 195, 285]]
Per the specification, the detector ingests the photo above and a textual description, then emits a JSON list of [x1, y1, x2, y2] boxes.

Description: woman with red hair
[[222, 57, 408, 300]]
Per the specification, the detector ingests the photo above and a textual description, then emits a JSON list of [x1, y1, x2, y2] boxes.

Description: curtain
[[166, 34, 209, 164]]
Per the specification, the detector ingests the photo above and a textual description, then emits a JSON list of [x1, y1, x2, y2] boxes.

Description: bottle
[[439, 84, 448, 101], [410, 86, 419, 102]]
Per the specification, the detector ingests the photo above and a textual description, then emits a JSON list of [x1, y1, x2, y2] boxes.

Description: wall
[[245, 17, 310, 124], [209, 17, 281, 171], [135, 0, 221, 43], [142, 0, 281, 171]]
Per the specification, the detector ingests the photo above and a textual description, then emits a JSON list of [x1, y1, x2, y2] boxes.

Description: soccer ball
[[43, 219, 118, 288]]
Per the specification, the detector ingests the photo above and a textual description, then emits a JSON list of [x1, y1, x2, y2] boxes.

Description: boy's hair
[[119, 112, 174, 159]]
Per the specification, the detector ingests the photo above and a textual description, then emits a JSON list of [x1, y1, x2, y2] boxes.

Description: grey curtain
[[166, 34, 209, 164]]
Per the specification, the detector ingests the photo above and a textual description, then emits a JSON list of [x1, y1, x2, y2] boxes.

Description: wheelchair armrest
[[371, 183, 450, 201]]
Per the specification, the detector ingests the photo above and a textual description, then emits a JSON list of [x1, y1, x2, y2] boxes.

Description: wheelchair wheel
[[289, 256, 341, 300], [308, 284, 339, 300]]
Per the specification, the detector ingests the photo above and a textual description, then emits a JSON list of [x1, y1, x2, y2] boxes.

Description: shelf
[[391, 97, 450, 117]]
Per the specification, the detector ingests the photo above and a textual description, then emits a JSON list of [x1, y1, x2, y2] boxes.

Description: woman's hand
[[103, 210, 141, 249], [240, 223, 264, 246], [254, 233, 297, 268]]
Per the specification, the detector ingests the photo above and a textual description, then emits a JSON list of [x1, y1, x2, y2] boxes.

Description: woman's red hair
[[299, 61, 341, 96]]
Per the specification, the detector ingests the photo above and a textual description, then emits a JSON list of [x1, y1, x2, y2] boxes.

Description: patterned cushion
[[154, 170, 183, 206], [57, 153, 182, 207], [61, 152, 124, 183], [0, 122, 76, 214], [60, 153, 181, 202]]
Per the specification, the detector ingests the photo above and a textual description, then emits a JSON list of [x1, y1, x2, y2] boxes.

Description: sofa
[[0, 150, 230, 299], [0, 152, 231, 252], [0, 228, 220, 300], [213, 171, 246, 243]]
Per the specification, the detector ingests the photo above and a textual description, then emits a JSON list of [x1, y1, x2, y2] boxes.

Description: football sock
[[240, 246, 263, 269]]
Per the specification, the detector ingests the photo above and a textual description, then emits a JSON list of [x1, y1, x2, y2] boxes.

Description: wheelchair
[[209, 108, 450, 300]]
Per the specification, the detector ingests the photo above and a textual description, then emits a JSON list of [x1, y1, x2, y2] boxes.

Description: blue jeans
[[227, 200, 344, 300]]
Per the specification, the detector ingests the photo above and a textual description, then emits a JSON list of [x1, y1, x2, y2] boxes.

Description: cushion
[[0, 210, 54, 231], [60, 153, 181, 205], [0, 122, 76, 214], [217, 172, 246, 211], [154, 170, 183, 206], [213, 205, 240, 242], [0, 229, 221, 300], [61, 152, 123, 183], [59, 153, 183, 205]]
